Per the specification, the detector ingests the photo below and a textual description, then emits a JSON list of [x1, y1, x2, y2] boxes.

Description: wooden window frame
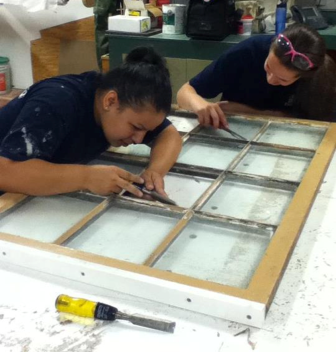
[[0, 112, 335, 328]]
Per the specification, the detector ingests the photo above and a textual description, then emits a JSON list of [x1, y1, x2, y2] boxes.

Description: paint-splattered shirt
[[0, 71, 171, 164]]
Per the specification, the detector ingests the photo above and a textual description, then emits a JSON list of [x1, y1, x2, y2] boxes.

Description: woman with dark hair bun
[[177, 23, 336, 128], [0, 47, 182, 198]]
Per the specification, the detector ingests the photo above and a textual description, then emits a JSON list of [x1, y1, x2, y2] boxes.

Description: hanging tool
[[223, 127, 248, 141], [55, 294, 176, 333], [133, 183, 177, 206]]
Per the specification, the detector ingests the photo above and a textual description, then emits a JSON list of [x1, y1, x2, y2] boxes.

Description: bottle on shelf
[[275, 0, 287, 35], [0, 56, 11, 95]]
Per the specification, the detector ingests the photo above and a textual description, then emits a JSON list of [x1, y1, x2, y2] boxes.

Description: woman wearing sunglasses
[[177, 23, 336, 129]]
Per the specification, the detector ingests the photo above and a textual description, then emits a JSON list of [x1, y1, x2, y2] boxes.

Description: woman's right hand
[[177, 83, 229, 130], [193, 100, 228, 130], [85, 165, 144, 197]]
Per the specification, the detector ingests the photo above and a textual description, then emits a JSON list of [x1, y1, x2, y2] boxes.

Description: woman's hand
[[141, 169, 167, 197], [177, 83, 228, 130], [85, 165, 144, 197], [194, 101, 228, 129]]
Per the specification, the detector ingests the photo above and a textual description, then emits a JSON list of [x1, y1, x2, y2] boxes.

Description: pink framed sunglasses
[[276, 34, 314, 70]]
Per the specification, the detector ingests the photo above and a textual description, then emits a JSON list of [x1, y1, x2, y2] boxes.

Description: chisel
[[55, 294, 176, 333]]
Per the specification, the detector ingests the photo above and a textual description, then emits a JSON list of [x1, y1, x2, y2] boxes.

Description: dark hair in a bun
[[97, 47, 172, 114], [125, 47, 166, 67]]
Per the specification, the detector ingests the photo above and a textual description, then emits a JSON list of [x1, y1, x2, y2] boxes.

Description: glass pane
[[164, 174, 213, 208], [0, 196, 97, 243], [168, 115, 199, 132], [259, 123, 327, 149], [108, 144, 151, 157], [65, 204, 179, 264], [198, 116, 264, 141], [88, 158, 144, 174], [235, 148, 312, 182], [154, 219, 272, 288], [178, 141, 243, 170], [201, 180, 294, 225]]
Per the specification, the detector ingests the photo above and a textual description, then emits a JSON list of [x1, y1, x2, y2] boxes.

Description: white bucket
[[162, 4, 186, 35]]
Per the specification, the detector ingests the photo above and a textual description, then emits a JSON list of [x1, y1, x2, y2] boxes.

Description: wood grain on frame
[[0, 193, 28, 214], [247, 123, 336, 306]]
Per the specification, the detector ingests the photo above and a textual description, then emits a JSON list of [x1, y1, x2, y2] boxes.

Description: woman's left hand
[[141, 169, 167, 197]]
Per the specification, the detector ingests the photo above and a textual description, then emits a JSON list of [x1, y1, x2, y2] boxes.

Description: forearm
[[0, 158, 88, 196], [147, 125, 182, 176], [177, 83, 208, 112]]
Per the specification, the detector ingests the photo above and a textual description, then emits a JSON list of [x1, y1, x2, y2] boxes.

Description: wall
[[0, 1, 93, 88], [320, 0, 336, 9]]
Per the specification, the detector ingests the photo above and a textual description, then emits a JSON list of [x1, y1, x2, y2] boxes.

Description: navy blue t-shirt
[[190, 35, 296, 111], [0, 72, 171, 164]]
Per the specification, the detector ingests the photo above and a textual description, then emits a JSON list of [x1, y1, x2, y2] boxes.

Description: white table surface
[[1, 153, 336, 352]]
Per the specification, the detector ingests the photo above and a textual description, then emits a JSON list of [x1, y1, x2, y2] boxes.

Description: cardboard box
[[108, 15, 151, 33], [145, 4, 163, 28], [124, 0, 148, 17]]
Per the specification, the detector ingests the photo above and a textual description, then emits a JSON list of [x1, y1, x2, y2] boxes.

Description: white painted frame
[[0, 112, 335, 328]]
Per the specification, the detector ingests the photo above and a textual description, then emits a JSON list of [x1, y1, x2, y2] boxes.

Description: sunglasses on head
[[276, 34, 314, 71]]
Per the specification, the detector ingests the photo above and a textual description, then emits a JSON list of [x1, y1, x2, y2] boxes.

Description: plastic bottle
[[240, 5, 254, 36], [241, 14, 254, 35], [156, 0, 170, 7], [0, 56, 11, 95], [275, 0, 287, 35]]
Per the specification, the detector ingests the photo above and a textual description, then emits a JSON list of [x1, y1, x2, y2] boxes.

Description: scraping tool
[[223, 127, 248, 141], [133, 183, 177, 206]]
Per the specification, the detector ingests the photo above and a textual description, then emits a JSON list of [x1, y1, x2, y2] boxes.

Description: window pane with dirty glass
[[0, 196, 97, 243], [167, 115, 199, 132], [259, 123, 326, 149], [177, 141, 243, 170], [154, 219, 272, 288], [201, 180, 294, 225], [164, 173, 213, 208], [65, 203, 179, 264], [234, 148, 313, 182], [108, 144, 151, 158]]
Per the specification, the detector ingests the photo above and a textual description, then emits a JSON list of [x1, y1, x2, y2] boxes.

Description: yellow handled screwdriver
[[55, 294, 176, 333]]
